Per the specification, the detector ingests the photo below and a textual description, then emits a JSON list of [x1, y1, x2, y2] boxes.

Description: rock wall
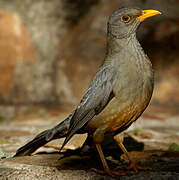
[[0, 0, 178, 107]]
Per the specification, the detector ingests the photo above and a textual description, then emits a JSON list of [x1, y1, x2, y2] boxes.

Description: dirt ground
[[0, 104, 179, 180]]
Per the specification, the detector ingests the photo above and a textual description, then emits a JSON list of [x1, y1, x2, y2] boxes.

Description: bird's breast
[[108, 59, 154, 132]]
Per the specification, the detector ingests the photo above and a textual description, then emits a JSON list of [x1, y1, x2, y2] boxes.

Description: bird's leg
[[91, 129, 131, 177], [114, 134, 151, 171], [92, 144, 129, 177], [94, 144, 112, 175]]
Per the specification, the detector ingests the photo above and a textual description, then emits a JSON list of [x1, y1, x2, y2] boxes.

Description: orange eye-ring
[[121, 15, 131, 23]]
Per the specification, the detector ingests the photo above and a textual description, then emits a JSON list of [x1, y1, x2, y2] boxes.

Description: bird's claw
[[122, 161, 152, 172], [90, 168, 134, 177]]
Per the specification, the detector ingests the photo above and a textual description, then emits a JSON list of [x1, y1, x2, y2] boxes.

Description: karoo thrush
[[14, 7, 161, 177]]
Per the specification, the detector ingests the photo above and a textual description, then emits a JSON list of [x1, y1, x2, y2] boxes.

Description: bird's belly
[[86, 80, 153, 133], [87, 97, 138, 133]]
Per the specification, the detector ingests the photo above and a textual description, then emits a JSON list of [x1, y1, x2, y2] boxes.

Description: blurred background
[[0, 0, 178, 155], [0, 0, 178, 119]]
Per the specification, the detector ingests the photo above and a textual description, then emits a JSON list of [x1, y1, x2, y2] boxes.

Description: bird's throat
[[105, 33, 151, 73], [106, 33, 137, 55]]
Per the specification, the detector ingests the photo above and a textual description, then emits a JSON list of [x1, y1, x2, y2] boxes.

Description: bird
[[14, 7, 161, 176]]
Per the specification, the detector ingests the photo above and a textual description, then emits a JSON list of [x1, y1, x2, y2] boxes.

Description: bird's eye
[[121, 15, 131, 23]]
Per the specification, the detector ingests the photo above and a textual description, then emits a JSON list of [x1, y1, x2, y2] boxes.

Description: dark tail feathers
[[14, 115, 72, 157]]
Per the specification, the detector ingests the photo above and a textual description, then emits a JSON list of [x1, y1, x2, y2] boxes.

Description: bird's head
[[108, 8, 161, 38]]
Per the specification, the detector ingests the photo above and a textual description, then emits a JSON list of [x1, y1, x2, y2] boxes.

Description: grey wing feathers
[[60, 65, 118, 150]]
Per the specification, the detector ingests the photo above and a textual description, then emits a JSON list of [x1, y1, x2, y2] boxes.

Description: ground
[[0, 104, 179, 179]]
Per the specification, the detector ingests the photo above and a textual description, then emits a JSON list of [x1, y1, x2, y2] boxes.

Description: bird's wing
[[61, 65, 118, 150]]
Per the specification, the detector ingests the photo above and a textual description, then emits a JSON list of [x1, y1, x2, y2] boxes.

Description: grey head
[[108, 7, 161, 39]]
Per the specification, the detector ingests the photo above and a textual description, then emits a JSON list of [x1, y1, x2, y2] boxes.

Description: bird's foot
[[123, 161, 152, 172], [91, 168, 134, 177]]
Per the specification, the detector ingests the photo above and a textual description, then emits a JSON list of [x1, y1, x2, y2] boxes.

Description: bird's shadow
[[34, 136, 144, 170]]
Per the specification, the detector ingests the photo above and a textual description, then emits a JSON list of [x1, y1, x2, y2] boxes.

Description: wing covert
[[61, 65, 118, 149]]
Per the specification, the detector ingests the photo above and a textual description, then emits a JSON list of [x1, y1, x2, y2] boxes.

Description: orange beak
[[137, 9, 161, 21]]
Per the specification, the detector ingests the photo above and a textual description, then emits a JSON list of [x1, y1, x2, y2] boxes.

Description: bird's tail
[[14, 114, 73, 157]]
